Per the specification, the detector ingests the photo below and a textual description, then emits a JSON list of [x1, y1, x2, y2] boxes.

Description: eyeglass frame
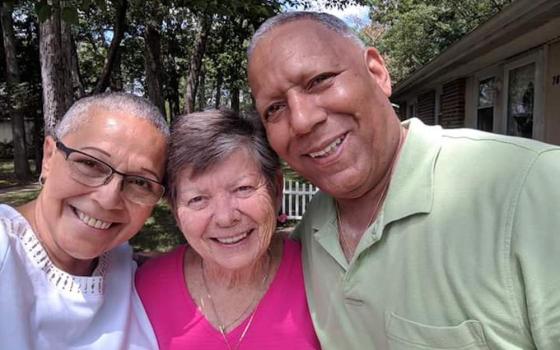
[[54, 139, 165, 205]]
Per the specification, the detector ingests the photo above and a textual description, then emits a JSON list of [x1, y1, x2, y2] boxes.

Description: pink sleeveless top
[[136, 239, 320, 349]]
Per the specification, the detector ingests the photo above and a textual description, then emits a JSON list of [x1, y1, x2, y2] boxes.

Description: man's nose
[[287, 92, 327, 135]]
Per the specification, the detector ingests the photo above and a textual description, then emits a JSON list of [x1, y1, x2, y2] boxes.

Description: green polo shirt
[[294, 118, 560, 349]]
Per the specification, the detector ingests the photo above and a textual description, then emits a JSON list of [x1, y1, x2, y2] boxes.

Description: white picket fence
[[282, 179, 318, 220]]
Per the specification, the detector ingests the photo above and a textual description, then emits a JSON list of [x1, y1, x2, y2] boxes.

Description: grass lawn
[[130, 203, 185, 253], [0, 159, 37, 188]]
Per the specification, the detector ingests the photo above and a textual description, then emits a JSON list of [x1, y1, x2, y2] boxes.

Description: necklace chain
[[200, 253, 271, 350], [336, 127, 405, 260], [335, 183, 387, 260]]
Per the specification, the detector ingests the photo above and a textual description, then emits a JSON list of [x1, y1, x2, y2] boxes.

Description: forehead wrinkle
[[252, 24, 356, 81]]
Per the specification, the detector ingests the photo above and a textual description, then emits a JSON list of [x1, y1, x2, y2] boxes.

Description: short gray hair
[[166, 109, 281, 209], [248, 11, 364, 59], [54, 92, 170, 139]]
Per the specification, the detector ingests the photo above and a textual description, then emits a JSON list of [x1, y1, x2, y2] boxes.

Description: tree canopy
[[0, 0, 363, 181], [364, 0, 514, 83], [3, 0, 512, 180]]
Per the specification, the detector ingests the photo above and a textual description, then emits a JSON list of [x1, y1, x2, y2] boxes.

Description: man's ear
[[274, 170, 284, 212], [364, 47, 392, 97], [41, 136, 57, 180]]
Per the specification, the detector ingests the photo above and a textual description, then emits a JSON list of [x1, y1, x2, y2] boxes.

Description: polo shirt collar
[[383, 118, 441, 226], [311, 118, 441, 268]]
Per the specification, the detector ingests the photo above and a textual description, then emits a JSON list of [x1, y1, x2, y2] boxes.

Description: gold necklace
[[335, 183, 387, 260], [336, 127, 406, 260], [200, 253, 271, 350]]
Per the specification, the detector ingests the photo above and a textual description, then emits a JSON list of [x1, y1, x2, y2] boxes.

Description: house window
[[477, 78, 495, 132], [507, 63, 535, 138]]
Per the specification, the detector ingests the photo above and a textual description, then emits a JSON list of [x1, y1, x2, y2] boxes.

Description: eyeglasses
[[55, 140, 165, 206]]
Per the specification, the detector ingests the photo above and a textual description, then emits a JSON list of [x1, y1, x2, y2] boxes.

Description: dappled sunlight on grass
[[0, 188, 39, 206], [0, 162, 14, 171], [0, 159, 38, 187], [130, 202, 185, 253]]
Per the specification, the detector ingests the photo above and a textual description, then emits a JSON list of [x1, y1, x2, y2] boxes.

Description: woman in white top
[[0, 92, 167, 349]]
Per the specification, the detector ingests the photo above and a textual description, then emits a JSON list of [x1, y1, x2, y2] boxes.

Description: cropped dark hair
[[248, 11, 364, 59]]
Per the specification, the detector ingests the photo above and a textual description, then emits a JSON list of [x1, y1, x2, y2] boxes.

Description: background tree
[[364, 0, 514, 83], [93, 0, 127, 94], [1, 1, 32, 181], [0, 0, 365, 184], [38, 0, 74, 135]]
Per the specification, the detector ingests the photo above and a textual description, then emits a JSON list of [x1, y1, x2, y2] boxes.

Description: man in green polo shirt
[[247, 11, 560, 350]]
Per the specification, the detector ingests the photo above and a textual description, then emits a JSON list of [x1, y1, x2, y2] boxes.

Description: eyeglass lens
[[65, 152, 163, 205]]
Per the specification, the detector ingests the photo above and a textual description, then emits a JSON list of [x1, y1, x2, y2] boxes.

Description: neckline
[[180, 239, 289, 337], [4, 205, 109, 295]]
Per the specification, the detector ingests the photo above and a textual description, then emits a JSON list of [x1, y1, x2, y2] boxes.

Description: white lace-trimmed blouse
[[0, 204, 157, 349]]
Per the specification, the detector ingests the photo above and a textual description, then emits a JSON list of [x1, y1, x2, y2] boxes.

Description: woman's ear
[[40, 136, 57, 180], [364, 47, 392, 97]]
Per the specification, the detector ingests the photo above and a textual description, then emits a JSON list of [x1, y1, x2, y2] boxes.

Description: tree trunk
[[94, 0, 127, 94], [32, 109, 44, 173], [183, 14, 211, 114], [110, 48, 123, 91], [70, 35, 85, 97], [144, 24, 164, 114], [214, 70, 223, 109], [197, 68, 206, 110], [61, 20, 74, 106], [1, 2, 32, 181], [213, 23, 229, 109], [39, 0, 73, 135], [168, 64, 180, 117], [230, 86, 239, 113], [163, 25, 180, 118]]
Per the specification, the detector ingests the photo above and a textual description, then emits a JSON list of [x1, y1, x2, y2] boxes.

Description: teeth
[[309, 136, 344, 158], [76, 209, 112, 230], [215, 231, 249, 244]]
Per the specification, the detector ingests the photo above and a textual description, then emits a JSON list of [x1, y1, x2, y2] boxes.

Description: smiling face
[[174, 148, 278, 272], [36, 107, 167, 274], [248, 20, 402, 200]]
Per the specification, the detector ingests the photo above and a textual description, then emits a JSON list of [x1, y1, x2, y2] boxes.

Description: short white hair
[[54, 92, 169, 139]]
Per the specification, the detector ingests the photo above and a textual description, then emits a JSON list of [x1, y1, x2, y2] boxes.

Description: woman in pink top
[[136, 110, 320, 350]]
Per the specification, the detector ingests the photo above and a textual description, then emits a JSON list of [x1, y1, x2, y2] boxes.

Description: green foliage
[[35, 0, 108, 23], [365, 0, 514, 83], [34, 1, 52, 22], [2, 0, 363, 253], [61, 6, 79, 25], [18, 0, 363, 113]]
